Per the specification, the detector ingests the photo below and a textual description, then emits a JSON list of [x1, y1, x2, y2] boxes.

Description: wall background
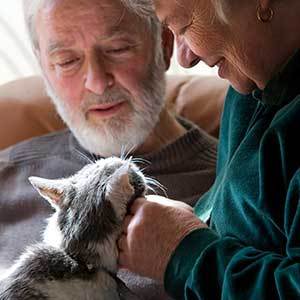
[[0, 2, 217, 86]]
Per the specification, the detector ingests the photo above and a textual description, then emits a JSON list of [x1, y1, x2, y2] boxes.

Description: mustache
[[80, 88, 132, 110]]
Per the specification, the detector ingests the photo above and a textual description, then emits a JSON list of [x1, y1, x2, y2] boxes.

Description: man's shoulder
[[0, 129, 72, 165], [178, 117, 217, 151]]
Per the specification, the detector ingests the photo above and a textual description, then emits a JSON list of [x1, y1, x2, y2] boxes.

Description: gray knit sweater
[[0, 119, 216, 300]]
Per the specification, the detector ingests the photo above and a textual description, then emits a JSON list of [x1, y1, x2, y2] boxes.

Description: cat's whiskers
[[120, 145, 127, 160], [131, 157, 151, 167], [120, 145, 136, 160], [74, 149, 94, 164], [145, 176, 168, 197], [88, 150, 99, 163]]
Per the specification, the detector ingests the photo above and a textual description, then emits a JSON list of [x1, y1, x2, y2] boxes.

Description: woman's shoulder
[[222, 86, 258, 124], [218, 87, 259, 155]]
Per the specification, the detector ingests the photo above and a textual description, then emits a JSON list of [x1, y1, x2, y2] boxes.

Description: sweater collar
[[69, 117, 217, 173], [252, 49, 300, 106]]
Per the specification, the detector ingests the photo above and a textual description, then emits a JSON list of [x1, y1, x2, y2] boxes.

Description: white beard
[[44, 47, 166, 157]]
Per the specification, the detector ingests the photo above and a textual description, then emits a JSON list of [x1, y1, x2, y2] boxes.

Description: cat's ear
[[29, 176, 67, 209], [105, 163, 134, 198]]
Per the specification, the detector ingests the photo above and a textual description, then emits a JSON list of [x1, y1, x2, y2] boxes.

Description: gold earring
[[257, 4, 274, 22], [107, 75, 114, 87]]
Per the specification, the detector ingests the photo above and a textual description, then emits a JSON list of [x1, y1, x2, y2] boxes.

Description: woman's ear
[[257, 0, 272, 11], [256, 0, 274, 22], [161, 26, 174, 70]]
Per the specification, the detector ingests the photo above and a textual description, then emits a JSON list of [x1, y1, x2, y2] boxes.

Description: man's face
[[37, 0, 166, 156]]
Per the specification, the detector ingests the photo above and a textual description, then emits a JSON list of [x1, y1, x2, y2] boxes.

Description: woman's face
[[154, 0, 279, 94]]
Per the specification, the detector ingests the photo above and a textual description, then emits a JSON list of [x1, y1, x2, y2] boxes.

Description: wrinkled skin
[[118, 195, 206, 281]]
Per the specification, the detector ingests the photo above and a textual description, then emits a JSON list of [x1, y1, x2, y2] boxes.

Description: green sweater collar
[[252, 49, 300, 106]]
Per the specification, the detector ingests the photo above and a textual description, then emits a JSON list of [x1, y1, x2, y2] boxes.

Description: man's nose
[[176, 36, 200, 68], [85, 57, 114, 95]]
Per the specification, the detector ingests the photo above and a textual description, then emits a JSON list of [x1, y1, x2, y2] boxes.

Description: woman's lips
[[88, 101, 126, 118]]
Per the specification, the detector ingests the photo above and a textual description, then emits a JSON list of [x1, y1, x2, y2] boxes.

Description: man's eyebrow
[[47, 41, 74, 54], [98, 27, 140, 43], [46, 30, 138, 54], [104, 22, 140, 39]]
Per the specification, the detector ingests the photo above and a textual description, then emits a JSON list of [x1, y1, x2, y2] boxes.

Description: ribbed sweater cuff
[[164, 228, 219, 299]]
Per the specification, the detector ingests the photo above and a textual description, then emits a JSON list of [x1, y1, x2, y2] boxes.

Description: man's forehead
[[38, 0, 145, 51], [43, 0, 125, 14], [39, 0, 138, 32], [46, 31, 138, 54]]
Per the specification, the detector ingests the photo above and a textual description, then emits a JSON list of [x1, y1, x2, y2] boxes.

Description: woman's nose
[[176, 36, 201, 68], [85, 57, 114, 95]]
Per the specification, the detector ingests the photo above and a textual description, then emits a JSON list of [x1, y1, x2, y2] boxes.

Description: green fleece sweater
[[165, 50, 300, 299]]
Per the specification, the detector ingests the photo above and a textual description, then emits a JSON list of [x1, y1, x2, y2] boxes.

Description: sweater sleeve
[[164, 88, 300, 299], [164, 174, 300, 300]]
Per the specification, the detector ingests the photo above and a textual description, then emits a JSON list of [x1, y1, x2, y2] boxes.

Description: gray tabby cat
[[0, 157, 147, 300]]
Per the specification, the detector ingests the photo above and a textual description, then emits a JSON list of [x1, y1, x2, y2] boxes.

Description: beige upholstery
[[165, 75, 228, 138], [0, 76, 64, 150], [0, 75, 228, 150]]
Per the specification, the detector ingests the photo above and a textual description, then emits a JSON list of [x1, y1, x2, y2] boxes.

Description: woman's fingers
[[118, 233, 127, 251], [122, 215, 132, 234], [146, 194, 194, 212], [128, 197, 146, 214]]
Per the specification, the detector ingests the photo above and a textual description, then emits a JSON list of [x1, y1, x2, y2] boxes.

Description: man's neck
[[134, 108, 187, 156]]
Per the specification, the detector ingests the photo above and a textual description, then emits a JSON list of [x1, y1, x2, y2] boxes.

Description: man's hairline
[[25, 0, 161, 53]]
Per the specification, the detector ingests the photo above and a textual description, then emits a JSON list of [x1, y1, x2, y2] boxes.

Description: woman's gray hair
[[120, 0, 156, 19], [120, 0, 228, 23], [23, 0, 162, 51], [211, 0, 228, 23]]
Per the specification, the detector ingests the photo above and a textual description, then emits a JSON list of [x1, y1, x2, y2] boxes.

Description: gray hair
[[23, 0, 44, 50], [23, 0, 162, 52], [119, 0, 162, 62], [211, 0, 228, 23]]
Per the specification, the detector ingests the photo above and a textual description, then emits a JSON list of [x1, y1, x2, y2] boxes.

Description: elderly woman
[[118, 0, 300, 299]]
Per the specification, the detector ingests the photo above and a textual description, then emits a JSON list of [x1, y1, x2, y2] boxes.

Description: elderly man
[[0, 0, 217, 299]]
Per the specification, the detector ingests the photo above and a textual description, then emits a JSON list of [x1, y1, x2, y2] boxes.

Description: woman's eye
[[179, 21, 193, 36], [179, 25, 189, 35]]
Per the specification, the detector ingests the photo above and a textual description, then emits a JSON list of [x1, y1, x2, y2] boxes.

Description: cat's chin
[[43, 212, 63, 248]]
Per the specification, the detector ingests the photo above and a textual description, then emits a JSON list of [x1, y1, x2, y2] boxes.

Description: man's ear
[[161, 26, 174, 70]]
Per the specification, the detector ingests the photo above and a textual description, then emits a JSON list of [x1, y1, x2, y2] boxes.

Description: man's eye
[[57, 58, 80, 68], [106, 46, 132, 55]]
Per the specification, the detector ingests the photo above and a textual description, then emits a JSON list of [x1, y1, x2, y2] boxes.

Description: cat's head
[[29, 157, 147, 268]]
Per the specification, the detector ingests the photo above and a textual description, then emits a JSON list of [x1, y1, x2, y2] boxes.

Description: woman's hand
[[118, 195, 207, 282]]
